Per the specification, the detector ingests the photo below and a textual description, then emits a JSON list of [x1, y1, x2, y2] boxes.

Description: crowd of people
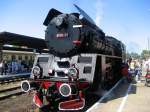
[[121, 57, 150, 83], [121, 58, 142, 82], [0, 59, 33, 75]]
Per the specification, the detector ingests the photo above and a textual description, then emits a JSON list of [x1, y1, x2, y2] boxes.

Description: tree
[[130, 52, 140, 59], [141, 50, 150, 59], [126, 52, 131, 59], [126, 52, 140, 60]]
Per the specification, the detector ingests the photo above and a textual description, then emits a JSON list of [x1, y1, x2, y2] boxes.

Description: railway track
[[0, 85, 23, 100], [0, 73, 30, 100]]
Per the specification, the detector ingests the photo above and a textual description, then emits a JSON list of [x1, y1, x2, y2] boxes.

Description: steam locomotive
[[21, 5, 125, 111]]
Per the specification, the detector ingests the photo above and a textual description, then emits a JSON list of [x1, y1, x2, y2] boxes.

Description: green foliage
[[126, 50, 150, 60], [126, 52, 140, 59], [126, 52, 131, 59], [141, 50, 150, 59], [130, 52, 140, 59]]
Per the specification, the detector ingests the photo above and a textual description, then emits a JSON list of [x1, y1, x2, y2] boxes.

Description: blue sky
[[0, 0, 150, 54]]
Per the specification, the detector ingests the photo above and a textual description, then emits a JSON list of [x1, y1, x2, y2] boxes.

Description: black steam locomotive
[[21, 5, 125, 111]]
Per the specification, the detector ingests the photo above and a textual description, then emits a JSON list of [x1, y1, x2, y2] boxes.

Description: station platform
[[87, 78, 150, 112], [0, 73, 30, 78], [0, 73, 30, 82]]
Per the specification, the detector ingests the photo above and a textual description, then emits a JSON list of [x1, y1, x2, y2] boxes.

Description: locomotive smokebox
[[44, 10, 82, 57]]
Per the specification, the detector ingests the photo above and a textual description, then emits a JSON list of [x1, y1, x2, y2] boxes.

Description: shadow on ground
[[101, 79, 137, 103]]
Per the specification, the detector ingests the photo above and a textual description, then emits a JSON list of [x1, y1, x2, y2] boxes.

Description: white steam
[[95, 0, 104, 27]]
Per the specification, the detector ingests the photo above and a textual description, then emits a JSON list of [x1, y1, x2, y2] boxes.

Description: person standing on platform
[[144, 58, 150, 74], [3, 61, 8, 75], [0, 60, 4, 75], [14, 60, 18, 73], [135, 60, 141, 82], [11, 60, 16, 74], [121, 62, 129, 82], [129, 60, 135, 76]]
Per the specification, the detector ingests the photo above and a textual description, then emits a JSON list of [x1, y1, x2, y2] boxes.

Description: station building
[[0, 31, 47, 63], [2, 46, 35, 62]]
